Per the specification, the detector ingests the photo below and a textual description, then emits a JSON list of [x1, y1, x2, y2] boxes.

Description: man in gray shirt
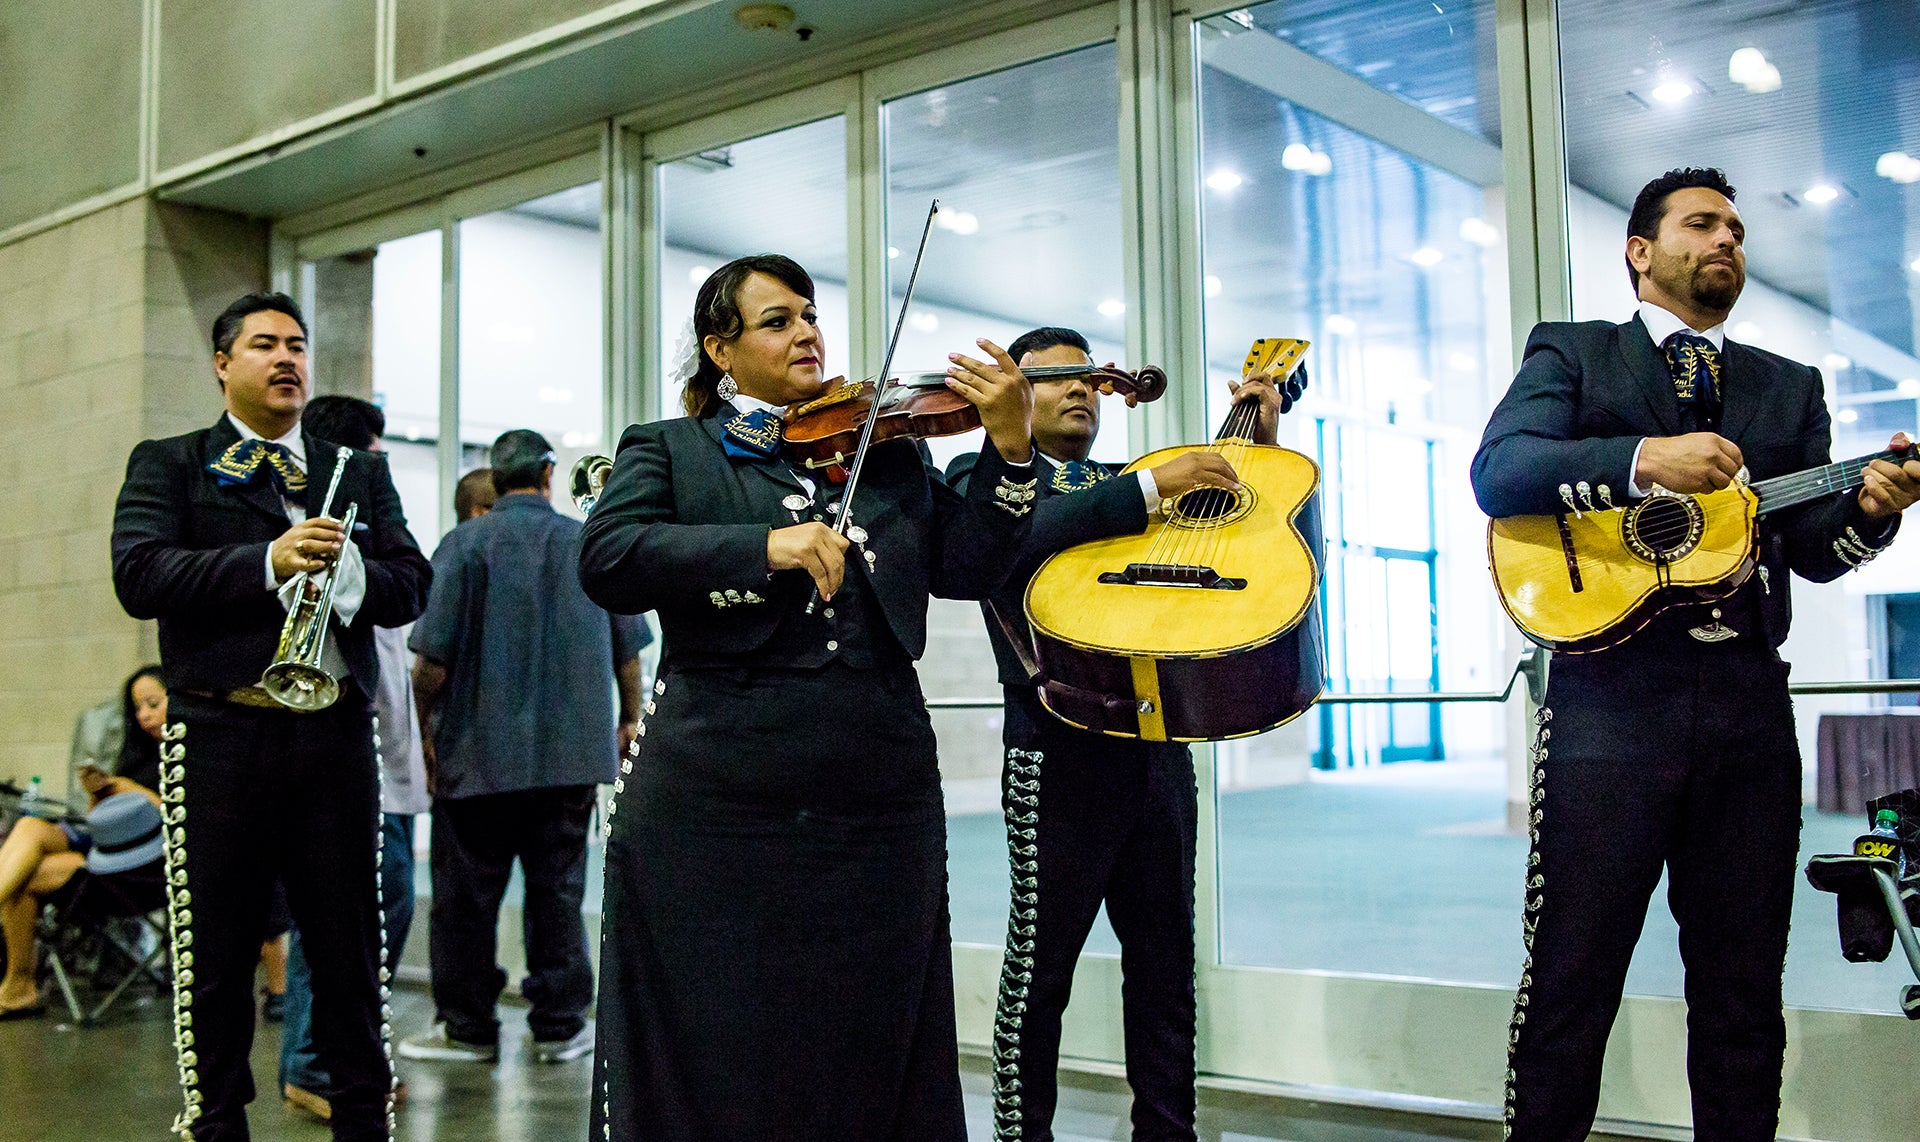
[[398, 430, 649, 1065]]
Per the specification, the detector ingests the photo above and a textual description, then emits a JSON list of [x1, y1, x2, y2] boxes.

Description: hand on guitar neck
[[1856, 432, 1920, 520]]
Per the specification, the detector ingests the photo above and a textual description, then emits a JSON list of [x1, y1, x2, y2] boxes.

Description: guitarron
[[1488, 443, 1915, 652], [1024, 339, 1326, 741]]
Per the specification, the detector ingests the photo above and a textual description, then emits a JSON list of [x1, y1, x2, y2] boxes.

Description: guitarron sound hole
[[1622, 495, 1705, 563], [1168, 486, 1257, 530]]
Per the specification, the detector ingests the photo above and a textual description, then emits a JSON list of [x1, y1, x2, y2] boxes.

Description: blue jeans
[[282, 813, 417, 1094]]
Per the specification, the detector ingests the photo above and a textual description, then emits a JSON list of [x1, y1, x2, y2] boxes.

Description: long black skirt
[[591, 661, 965, 1141]]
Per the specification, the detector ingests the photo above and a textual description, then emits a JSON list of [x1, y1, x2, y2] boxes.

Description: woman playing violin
[[577, 254, 1035, 1141]]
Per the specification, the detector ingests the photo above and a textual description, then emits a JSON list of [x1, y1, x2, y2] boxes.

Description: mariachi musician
[[1472, 168, 1920, 1140], [946, 326, 1288, 1142], [111, 292, 430, 1142], [577, 254, 1035, 1141]]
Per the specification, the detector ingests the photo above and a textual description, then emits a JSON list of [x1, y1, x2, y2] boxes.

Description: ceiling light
[[908, 312, 939, 334], [1650, 80, 1695, 104], [1804, 184, 1839, 205], [689, 265, 711, 285], [887, 246, 900, 259], [1836, 407, 1860, 424], [1205, 169, 1244, 192], [1910, 256, 1920, 274], [405, 426, 422, 441], [1097, 299, 1126, 318], [1900, 379, 1920, 398], [934, 208, 979, 235], [1877, 152, 1920, 184], [1280, 144, 1332, 175], [1325, 314, 1357, 336], [1407, 246, 1444, 268], [1728, 48, 1780, 93], [1203, 275, 1223, 298], [1823, 353, 1852, 371], [1459, 217, 1500, 247], [1733, 321, 1763, 341]]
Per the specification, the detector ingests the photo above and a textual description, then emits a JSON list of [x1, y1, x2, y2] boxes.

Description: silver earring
[[716, 373, 737, 401]]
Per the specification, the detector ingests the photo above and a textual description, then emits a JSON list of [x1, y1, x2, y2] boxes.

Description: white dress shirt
[[1626, 301, 1728, 496]]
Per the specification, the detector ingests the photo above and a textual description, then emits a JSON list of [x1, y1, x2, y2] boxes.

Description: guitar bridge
[[1098, 563, 1247, 590]]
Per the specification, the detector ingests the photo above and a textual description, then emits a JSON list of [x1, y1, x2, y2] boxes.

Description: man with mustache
[[1473, 168, 1920, 1140], [946, 327, 1283, 1142], [112, 292, 432, 1140]]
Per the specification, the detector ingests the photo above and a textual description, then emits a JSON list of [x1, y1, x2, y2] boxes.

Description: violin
[[780, 362, 1169, 470]]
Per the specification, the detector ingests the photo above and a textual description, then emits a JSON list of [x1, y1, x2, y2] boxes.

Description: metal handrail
[[922, 653, 1920, 711]]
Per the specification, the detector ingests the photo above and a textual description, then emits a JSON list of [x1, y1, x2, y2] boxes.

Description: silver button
[[823, 608, 835, 618], [826, 640, 839, 652]]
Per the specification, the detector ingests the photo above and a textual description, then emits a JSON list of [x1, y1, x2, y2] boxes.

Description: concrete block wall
[[0, 198, 266, 797]]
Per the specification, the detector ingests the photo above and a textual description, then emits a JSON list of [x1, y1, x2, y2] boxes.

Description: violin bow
[[803, 198, 940, 613]]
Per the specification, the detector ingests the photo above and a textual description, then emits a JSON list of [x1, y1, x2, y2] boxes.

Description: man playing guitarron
[[1472, 168, 1920, 1140], [947, 326, 1288, 1142]]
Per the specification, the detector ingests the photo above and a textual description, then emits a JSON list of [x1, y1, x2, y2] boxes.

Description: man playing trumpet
[[111, 292, 431, 1141]]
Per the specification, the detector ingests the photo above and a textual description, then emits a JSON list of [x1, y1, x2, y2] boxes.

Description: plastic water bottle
[[18, 775, 49, 820], [1859, 809, 1907, 878]]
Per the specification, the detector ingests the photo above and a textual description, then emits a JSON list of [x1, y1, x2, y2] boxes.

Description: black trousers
[[992, 691, 1198, 1142], [1505, 633, 1803, 1142], [428, 785, 595, 1044], [164, 691, 389, 1142]]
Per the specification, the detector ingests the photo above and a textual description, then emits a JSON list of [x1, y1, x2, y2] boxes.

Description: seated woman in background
[[0, 667, 170, 1017]]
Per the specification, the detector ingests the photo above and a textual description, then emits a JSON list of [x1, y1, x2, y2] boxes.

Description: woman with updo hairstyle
[[579, 253, 1039, 1139]]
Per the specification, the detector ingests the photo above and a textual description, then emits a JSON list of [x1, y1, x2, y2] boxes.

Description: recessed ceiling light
[[1280, 144, 1331, 175], [1459, 217, 1500, 247], [1804, 184, 1840, 204], [1877, 152, 1920, 184], [887, 246, 900, 259], [1823, 353, 1852, 371], [1407, 246, 1444, 268], [1205, 169, 1244, 192], [1727, 48, 1780, 93], [1650, 80, 1695, 104], [935, 208, 979, 236], [1097, 299, 1127, 318], [1325, 314, 1357, 336], [1836, 407, 1860, 424], [1203, 275, 1223, 298], [1900, 378, 1920, 398], [1910, 256, 1920, 274]]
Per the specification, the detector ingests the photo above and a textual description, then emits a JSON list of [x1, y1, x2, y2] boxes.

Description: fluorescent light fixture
[[1097, 299, 1126, 319], [689, 265, 711, 285], [908, 311, 940, 334], [1325, 314, 1358, 336], [1733, 321, 1763, 341], [1823, 353, 1853, 371], [1900, 379, 1920, 398], [1650, 80, 1695, 104], [1280, 144, 1332, 175], [1203, 275, 1223, 298], [1459, 217, 1500, 247], [1877, 152, 1920, 184], [1804, 184, 1840, 205], [935, 208, 979, 235], [1728, 48, 1780, 93], [1836, 407, 1860, 424], [1407, 246, 1444, 268], [1205, 169, 1244, 192]]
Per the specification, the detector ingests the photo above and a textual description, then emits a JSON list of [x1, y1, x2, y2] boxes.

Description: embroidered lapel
[[1616, 316, 1683, 436]]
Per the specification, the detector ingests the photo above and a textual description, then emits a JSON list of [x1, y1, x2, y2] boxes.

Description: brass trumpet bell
[[261, 660, 340, 711], [571, 454, 613, 513]]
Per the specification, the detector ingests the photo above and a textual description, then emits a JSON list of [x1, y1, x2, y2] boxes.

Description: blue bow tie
[[207, 438, 307, 494], [722, 409, 784, 461], [1049, 459, 1111, 495], [1663, 332, 1722, 408]]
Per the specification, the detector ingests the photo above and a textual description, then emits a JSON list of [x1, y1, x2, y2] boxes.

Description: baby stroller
[[1805, 789, 1920, 1018]]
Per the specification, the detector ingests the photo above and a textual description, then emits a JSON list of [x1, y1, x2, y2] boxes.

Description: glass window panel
[[883, 45, 1125, 951], [1559, 0, 1920, 1012], [884, 43, 1130, 474], [1200, 5, 1514, 980], [307, 230, 443, 556], [457, 183, 604, 519], [658, 117, 848, 420]]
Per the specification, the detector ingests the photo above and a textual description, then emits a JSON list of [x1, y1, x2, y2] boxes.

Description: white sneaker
[[531, 1020, 595, 1063], [396, 1022, 498, 1062]]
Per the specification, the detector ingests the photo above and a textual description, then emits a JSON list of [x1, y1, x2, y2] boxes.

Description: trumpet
[[571, 454, 613, 513], [261, 450, 358, 711]]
